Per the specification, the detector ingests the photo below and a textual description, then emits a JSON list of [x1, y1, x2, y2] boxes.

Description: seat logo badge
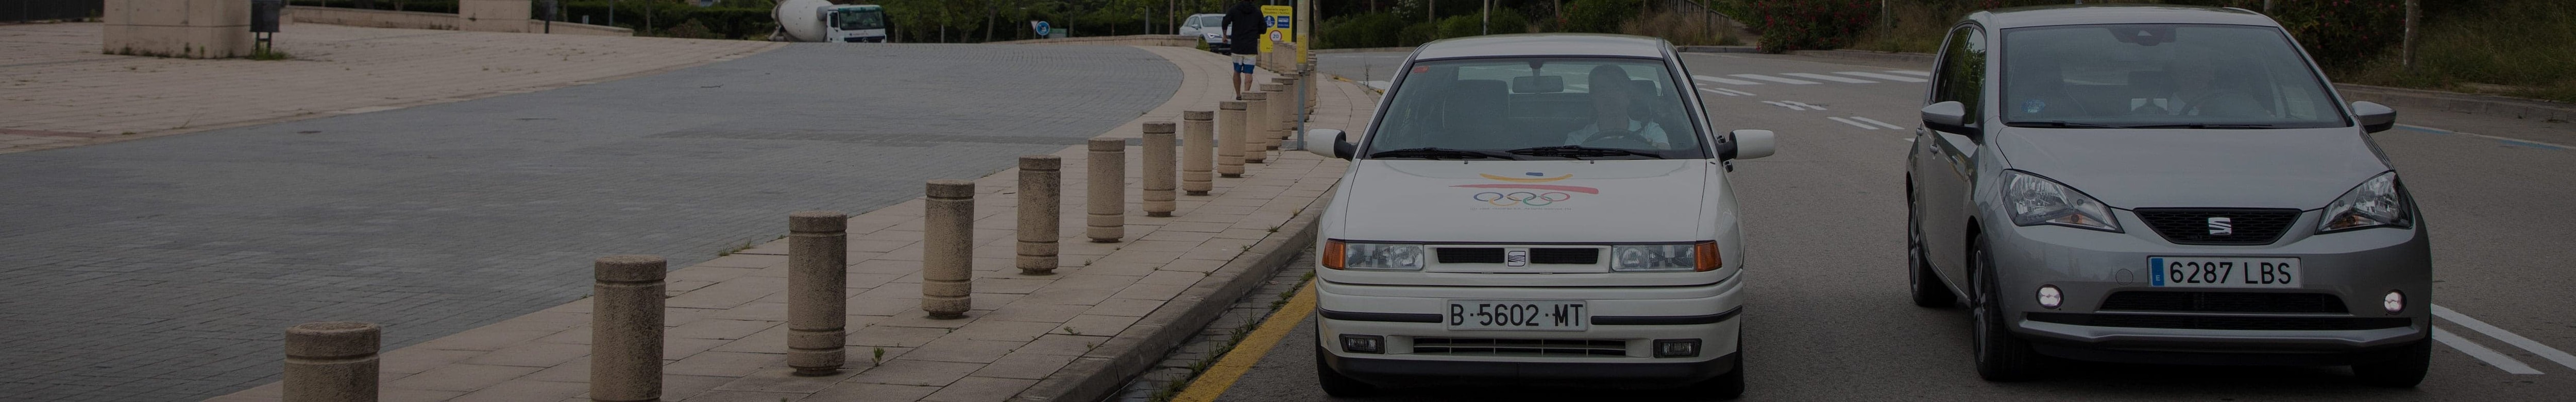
[[2208, 217, 2233, 236], [1505, 248, 1530, 267]]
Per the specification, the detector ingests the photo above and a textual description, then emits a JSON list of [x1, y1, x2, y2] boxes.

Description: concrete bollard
[[1217, 101, 1247, 178], [1242, 91, 1269, 164], [786, 211, 847, 376], [1181, 111, 1215, 196], [1261, 82, 1292, 150], [923, 180, 975, 319], [1086, 137, 1126, 242], [1016, 155, 1061, 275], [1142, 122, 1177, 217], [592, 255, 665, 402], [1304, 64, 1319, 111], [283, 321, 379, 402]]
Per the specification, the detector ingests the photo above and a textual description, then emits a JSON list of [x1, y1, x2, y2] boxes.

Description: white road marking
[[1784, 101, 1827, 111], [1721, 88, 1757, 96], [1699, 88, 1756, 97], [1850, 116, 1907, 130], [1694, 75, 1763, 85], [2435, 304, 2576, 371], [1731, 74, 1821, 84], [1784, 73, 1879, 84], [1887, 70, 1933, 77], [1827, 116, 1877, 129], [2437, 327, 2546, 375], [1699, 88, 1737, 96], [1760, 100, 1807, 110], [1836, 71, 1930, 83]]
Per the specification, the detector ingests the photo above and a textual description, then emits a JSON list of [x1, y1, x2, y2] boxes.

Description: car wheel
[[1908, 196, 1954, 308], [2353, 338, 2431, 388], [1314, 342, 1376, 396], [1970, 236, 2038, 381]]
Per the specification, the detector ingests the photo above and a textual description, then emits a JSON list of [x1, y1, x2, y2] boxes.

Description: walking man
[[1223, 0, 1264, 98]]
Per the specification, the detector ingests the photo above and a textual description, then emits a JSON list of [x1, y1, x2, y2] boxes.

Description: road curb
[[2338, 84, 2575, 123], [1677, 45, 1760, 54], [1014, 187, 1333, 402]]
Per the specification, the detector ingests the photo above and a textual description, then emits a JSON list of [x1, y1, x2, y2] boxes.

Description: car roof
[[1981, 4, 2280, 30], [1413, 34, 1669, 61]]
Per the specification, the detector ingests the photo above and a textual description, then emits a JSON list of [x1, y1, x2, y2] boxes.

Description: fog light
[[1340, 335, 1383, 354], [2384, 290, 2405, 314], [2037, 285, 2063, 309], [1653, 339, 1701, 358]]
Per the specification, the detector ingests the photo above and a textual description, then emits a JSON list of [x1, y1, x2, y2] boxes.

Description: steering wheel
[[1583, 129, 1654, 149]]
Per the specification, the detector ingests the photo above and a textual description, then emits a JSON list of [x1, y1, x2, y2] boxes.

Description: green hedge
[[1748, 0, 1877, 53], [1437, 9, 1530, 38], [1319, 11, 1408, 49], [1563, 0, 1642, 33]]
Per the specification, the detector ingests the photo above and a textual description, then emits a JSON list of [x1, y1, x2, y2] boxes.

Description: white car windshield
[[1999, 24, 2348, 129], [1364, 58, 1705, 160]]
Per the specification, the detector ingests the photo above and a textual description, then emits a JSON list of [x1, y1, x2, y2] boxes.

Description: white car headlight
[[2003, 170, 2121, 232], [1339, 242, 1423, 270], [1612, 243, 1697, 272], [2320, 171, 2410, 233]]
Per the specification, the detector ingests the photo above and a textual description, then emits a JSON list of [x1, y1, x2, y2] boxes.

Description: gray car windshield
[[2000, 24, 2348, 129], [1364, 58, 1705, 159]]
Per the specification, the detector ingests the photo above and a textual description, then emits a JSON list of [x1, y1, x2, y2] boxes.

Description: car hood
[[1992, 127, 2391, 210], [1335, 159, 1709, 243]]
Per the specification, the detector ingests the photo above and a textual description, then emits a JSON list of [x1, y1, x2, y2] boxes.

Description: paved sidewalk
[[206, 46, 1378, 401], [0, 22, 778, 154]]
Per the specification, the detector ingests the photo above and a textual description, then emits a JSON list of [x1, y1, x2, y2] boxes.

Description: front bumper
[[1986, 209, 2432, 363], [1313, 275, 1744, 387]]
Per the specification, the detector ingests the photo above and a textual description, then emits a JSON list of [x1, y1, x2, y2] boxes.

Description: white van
[[1301, 34, 1776, 399]]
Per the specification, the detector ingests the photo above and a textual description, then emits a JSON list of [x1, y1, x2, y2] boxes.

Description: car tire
[[2353, 338, 2431, 388], [1314, 343, 1377, 397], [1908, 197, 1955, 308], [1970, 236, 2038, 381]]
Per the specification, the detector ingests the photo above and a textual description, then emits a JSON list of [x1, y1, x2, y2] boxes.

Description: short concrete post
[[1086, 137, 1127, 242], [1017, 155, 1062, 275], [1242, 92, 1270, 164], [591, 255, 665, 402], [786, 211, 847, 376], [1217, 101, 1248, 178], [282, 321, 379, 402], [1261, 82, 1292, 150], [1181, 111, 1215, 196], [1302, 64, 1319, 112], [1143, 122, 1177, 217], [923, 180, 975, 319]]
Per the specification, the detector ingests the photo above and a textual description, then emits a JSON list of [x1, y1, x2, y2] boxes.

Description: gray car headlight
[[2003, 170, 2121, 232], [2320, 172, 2410, 233], [1612, 243, 1696, 272], [1336, 242, 1424, 271]]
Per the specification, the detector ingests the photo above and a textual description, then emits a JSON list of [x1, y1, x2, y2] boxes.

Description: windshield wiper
[[1367, 147, 1517, 160], [2006, 120, 2131, 129], [1504, 145, 1662, 159], [2120, 124, 2277, 129]]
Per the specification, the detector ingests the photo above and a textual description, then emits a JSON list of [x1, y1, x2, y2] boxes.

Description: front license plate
[[1446, 300, 1587, 330], [2150, 257, 2300, 288]]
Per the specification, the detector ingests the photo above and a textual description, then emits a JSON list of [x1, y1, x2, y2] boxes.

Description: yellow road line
[[1172, 281, 1317, 402]]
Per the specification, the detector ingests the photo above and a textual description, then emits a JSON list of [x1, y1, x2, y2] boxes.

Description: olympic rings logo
[[1473, 191, 1573, 206]]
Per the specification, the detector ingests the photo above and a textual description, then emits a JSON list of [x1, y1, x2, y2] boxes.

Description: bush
[[2165, 0, 2405, 68], [1623, 7, 1737, 46], [1564, 0, 1642, 33], [1319, 11, 1408, 49], [1399, 21, 1441, 47], [1437, 9, 1530, 39], [1748, 0, 1877, 53]]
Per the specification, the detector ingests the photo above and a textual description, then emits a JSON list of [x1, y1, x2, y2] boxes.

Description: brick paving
[[0, 22, 777, 154], [0, 25, 1188, 400], [198, 45, 1380, 401]]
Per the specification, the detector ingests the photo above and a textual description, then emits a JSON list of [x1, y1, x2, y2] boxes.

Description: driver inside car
[[1561, 64, 1671, 148]]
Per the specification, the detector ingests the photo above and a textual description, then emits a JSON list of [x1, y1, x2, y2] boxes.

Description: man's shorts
[[1232, 55, 1255, 74]]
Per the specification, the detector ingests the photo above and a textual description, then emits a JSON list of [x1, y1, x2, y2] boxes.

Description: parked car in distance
[[1301, 33, 1777, 400], [1902, 4, 2428, 387], [1180, 13, 1230, 53]]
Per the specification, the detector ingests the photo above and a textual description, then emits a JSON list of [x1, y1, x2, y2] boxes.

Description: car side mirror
[[1305, 129, 1351, 160], [1726, 129, 1775, 160], [2351, 101, 2397, 133], [1921, 101, 1974, 136]]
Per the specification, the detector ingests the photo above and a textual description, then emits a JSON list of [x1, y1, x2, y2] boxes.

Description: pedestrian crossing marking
[[1850, 116, 1907, 130], [1694, 75, 1762, 85], [1827, 117, 1877, 129], [1783, 73, 1878, 84], [1731, 74, 1821, 85], [1887, 70, 1932, 77], [1836, 72, 1929, 83]]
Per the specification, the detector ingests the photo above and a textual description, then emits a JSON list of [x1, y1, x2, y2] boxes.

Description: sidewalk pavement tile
[[380, 388, 467, 402], [670, 319, 781, 341], [848, 326, 946, 348], [1137, 270, 1206, 286], [1083, 299, 1169, 318], [664, 374, 741, 401], [413, 329, 556, 352], [448, 379, 585, 402], [969, 352, 1081, 380], [458, 342, 589, 368], [1108, 283, 1190, 301], [980, 303, 1091, 324], [383, 363, 543, 392], [1054, 315, 1144, 337], [848, 359, 985, 387], [680, 390, 808, 401], [805, 382, 941, 402], [707, 325, 790, 354], [1018, 334, 1112, 357], [921, 376, 1040, 402], [904, 337, 1022, 363], [380, 348, 483, 375], [708, 368, 861, 394], [665, 351, 786, 378], [952, 320, 1063, 343]]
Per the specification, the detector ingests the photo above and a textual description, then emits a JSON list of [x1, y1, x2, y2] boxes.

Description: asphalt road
[[1202, 51, 2576, 400]]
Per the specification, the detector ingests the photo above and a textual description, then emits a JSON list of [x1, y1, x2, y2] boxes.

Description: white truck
[[774, 0, 889, 43]]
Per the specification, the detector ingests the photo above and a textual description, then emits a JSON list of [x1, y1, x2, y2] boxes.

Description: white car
[[1179, 13, 1230, 53], [1302, 33, 1776, 399]]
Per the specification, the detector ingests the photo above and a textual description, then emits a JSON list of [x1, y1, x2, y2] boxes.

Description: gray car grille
[[2134, 208, 2302, 246], [1435, 248, 1601, 265], [1410, 337, 1628, 357]]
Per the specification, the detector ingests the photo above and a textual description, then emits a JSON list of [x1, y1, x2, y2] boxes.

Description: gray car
[[1903, 5, 2429, 387]]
